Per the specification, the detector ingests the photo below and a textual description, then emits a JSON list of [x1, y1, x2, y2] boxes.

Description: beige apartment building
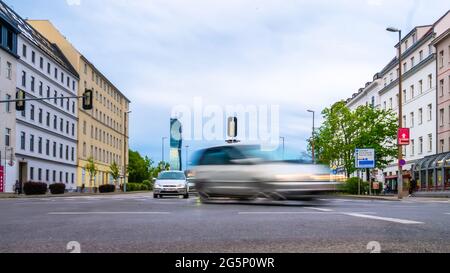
[[27, 20, 130, 191]]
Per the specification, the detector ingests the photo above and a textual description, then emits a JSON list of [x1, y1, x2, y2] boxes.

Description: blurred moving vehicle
[[191, 144, 342, 201], [153, 171, 189, 199]]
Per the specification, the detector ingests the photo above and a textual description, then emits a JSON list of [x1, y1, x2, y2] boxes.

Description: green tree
[[128, 149, 151, 183], [109, 161, 120, 187], [85, 157, 98, 191], [310, 101, 397, 177]]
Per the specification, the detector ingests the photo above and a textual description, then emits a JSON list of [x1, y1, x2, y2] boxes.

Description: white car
[[191, 144, 342, 201], [153, 171, 189, 199]]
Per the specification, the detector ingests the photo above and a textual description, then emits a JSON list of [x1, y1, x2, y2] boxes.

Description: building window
[[403, 62, 407, 72], [60, 144, 63, 159], [428, 74, 433, 89], [419, 137, 423, 154], [53, 170, 56, 182], [419, 80, 423, 94], [5, 128, 11, 147], [410, 85, 414, 99], [428, 134, 433, 152], [38, 108, 42, 123], [39, 57, 44, 69], [411, 139, 415, 156], [30, 105, 35, 121], [22, 44, 27, 58], [20, 132, 25, 150], [428, 104, 432, 121], [71, 147, 75, 161], [6, 62, 12, 79], [46, 170, 49, 182], [440, 108, 444, 127], [439, 50, 444, 68], [39, 82, 43, 96], [46, 112, 50, 126], [30, 167, 34, 181], [38, 137, 42, 154], [21, 71, 26, 87], [410, 56, 414, 67], [410, 112, 414, 128], [83, 142, 87, 157], [402, 115, 406, 127], [31, 76, 35, 92], [402, 90, 406, 102], [38, 168, 42, 181], [31, 51, 35, 64], [30, 134, 34, 152], [47, 63, 51, 74], [440, 79, 445, 97], [440, 139, 445, 153], [5, 94, 11, 112], [53, 142, 57, 157], [46, 139, 50, 156]]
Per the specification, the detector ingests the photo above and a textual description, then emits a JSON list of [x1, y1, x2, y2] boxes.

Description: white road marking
[[48, 212, 171, 215], [343, 213, 424, 224], [305, 207, 334, 212], [238, 212, 331, 215]]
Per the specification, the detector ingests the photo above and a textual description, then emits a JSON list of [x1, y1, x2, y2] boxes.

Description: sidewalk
[[0, 191, 151, 199], [336, 194, 450, 202]]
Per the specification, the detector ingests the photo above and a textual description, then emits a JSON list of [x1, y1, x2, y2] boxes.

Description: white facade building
[[377, 26, 437, 188], [0, 11, 19, 193], [1, 3, 79, 192]]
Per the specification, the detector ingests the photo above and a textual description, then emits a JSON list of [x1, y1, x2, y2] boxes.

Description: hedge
[[142, 180, 154, 191], [23, 182, 48, 195], [49, 183, 66, 194], [99, 184, 116, 193], [124, 183, 149, 192]]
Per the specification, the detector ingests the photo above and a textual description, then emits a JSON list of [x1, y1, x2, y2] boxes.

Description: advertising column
[[170, 118, 182, 171]]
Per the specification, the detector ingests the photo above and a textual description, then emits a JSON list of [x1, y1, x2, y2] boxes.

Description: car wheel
[[183, 193, 189, 199], [153, 194, 159, 199]]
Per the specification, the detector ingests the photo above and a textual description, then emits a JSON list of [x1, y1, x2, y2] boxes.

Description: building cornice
[[15, 153, 77, 167]]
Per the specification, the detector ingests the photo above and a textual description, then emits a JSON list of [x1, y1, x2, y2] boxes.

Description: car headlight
[[155, 184, 162, 189], [177, 184, 185, 188]]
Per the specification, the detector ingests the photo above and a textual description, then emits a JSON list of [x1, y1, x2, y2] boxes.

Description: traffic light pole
[[0, 95, 85, 104]]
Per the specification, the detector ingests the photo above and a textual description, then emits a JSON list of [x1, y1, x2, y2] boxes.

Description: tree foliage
[[309, 101, 398, 177], [128, 149, 171, 182], [85, 156, 98, 187]]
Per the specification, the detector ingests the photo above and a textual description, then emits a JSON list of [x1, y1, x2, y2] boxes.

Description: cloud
[[15, 0, 449, 160]]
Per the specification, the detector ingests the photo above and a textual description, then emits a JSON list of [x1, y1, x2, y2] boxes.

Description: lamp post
[[123, 111, 131, 193], [387, 27, 404, 199], [307, 110, 316, 164], [279, 137, 285, 160], [185, 145, 189, 171]]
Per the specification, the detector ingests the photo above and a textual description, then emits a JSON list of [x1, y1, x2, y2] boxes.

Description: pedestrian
[[14, 180, 19, 195], [81, 183, 85, 193], [409, 179, 417, 197], [383, 182, 388, 195]]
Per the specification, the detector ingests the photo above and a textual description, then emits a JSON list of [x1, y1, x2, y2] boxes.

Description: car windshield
[[158, 172, 186, 180], [236, 145, 278, 161]]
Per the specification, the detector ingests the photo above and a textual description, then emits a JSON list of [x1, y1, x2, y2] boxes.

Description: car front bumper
[[154, 187, 188, 195]]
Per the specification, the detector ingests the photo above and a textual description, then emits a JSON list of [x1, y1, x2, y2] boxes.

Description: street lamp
[[279, 137, 285, 160], [307, 110, 316, 164], [162, 137, 168, 163], [387, 26, 404, 199], [185, 145, 189, 171], [123, 110, 131, 193]]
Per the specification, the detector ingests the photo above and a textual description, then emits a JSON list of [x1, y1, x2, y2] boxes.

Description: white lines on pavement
[[342, 213, 424, 225], [238, 212, 331, 215], [305, 207, 334, 212], [48, 212, 171, 215]]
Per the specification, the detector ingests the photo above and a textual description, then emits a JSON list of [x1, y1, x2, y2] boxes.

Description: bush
[[342, 178, 369, 195], [99, 184, 116, 193], [142, 180, 154, 190], [124, 183, 150, 192], [23, 182, 48, 195], [49, 183, 66, 194]]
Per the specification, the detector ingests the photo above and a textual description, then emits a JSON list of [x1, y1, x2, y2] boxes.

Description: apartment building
[[0, 1, 80, 191], [0, 9, 19, 192], [27, 20, 131, 191], [345, 11, 450, 192]]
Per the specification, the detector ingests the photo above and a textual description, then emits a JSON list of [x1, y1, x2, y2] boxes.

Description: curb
[[0, 191, 151, 199]]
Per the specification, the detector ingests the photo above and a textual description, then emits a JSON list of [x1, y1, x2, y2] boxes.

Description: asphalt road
[[0, 193, 449, 253]]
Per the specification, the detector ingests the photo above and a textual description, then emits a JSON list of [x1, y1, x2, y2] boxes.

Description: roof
[[0, 0, 79, 78]]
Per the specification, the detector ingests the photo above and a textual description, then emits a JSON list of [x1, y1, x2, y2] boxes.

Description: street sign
[[398, 128, 410, 145], [0, 166, 4, 193], [399, 159, 406, 167], [355, 148, 375, 169]]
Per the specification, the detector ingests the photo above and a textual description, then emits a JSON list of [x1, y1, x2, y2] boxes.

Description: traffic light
[[82, 89, 93, 110], [16, 90, 26, 111]]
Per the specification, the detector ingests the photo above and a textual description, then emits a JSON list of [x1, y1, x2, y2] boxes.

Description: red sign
[[0, 166, 4, 193], [398, 128, 410, 145]]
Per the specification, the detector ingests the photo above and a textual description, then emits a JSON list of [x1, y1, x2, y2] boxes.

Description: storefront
[[383, 172, 412, 194], [413, 152, 450, 191]]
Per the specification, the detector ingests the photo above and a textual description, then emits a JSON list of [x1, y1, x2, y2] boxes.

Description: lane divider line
[[342, 213, 424, 224], [48, 212, 171, 215]]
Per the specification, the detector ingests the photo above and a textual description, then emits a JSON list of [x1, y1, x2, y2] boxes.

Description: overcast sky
[[6, 0, 450, 163]]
